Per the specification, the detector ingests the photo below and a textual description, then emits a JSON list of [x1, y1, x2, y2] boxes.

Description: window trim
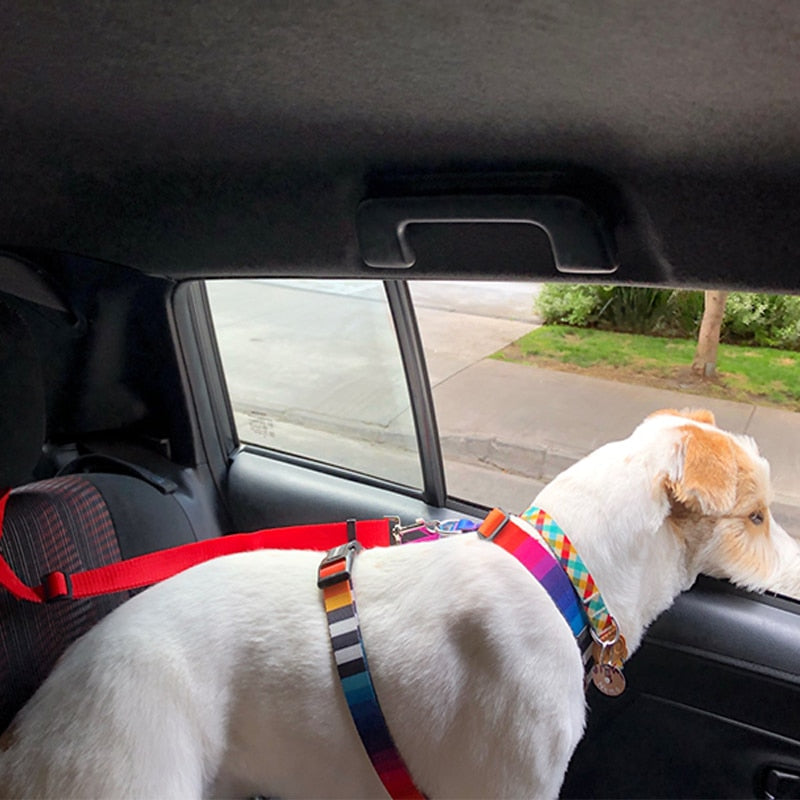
[[197, 278, 450, 504], [384, 280, 447, 507]]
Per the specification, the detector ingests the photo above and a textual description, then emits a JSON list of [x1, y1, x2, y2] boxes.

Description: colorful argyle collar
[[519, 504, 619, 643], [480, 506, 628, 696]]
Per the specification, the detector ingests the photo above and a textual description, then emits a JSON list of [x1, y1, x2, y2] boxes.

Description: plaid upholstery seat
[[0, 473, 203, 732], [0, 477, 130, 731]]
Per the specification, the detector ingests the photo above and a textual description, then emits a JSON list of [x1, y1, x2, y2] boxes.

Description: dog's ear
[[668, 424, 737, 514], [650, 407, 717, 426], [682, 408, 717, 426]]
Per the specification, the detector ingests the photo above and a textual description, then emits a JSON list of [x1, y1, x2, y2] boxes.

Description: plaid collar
[[519, 504, 621, 645], [480, 507, 628, 696]]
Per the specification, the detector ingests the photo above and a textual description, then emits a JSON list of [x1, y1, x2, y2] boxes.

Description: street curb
[[233, 404, 800, 516], [439, 435, 581, 483]]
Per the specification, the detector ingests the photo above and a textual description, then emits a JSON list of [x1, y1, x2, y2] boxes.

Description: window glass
[[411, 281, 800, 531], [207, 279, 422, 487], [409, 281, 545, 511]]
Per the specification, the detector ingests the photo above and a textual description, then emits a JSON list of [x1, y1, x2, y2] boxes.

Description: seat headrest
[[0, 301, 46, 487]]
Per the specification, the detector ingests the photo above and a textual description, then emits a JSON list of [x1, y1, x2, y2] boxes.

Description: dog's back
[[1, 537, 586, 799]]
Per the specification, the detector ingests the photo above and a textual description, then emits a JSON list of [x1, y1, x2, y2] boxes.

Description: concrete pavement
[[432, 359, 800, 526]]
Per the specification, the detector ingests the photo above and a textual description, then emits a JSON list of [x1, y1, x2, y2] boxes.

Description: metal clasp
[[387, 515, 481, 544], [590, 619, 621, 650], [589, 617, 628, 669], [387, 516, 438, 544]]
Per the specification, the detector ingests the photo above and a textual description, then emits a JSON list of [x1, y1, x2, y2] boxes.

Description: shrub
[[534, 285, 800, 350], [599, 287, 674, 335], [723, 293, 800, 349], [534, 284, 700, 336], [534, 284, 606, 327], [664, 290, 705, 338]]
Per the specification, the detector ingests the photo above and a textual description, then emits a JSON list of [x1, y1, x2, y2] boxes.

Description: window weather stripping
[[384, 280, 447, 508]]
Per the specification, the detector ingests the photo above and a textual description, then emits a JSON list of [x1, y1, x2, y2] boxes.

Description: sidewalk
[[432, 360, 800, 527], [434, 359, 799, 497], [411, 284, 800, 528]]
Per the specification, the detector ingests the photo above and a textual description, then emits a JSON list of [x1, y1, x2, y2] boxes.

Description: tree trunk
[[692, 290, 729, 378]]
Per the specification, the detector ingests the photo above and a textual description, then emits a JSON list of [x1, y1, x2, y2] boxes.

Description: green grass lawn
[[493, 325, 800, 410]]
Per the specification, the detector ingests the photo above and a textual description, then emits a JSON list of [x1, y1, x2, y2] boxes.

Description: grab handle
[[357, 194, 618, 274]]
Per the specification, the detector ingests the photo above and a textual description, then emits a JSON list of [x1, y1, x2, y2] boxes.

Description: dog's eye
[[748, 510, 765, 525]]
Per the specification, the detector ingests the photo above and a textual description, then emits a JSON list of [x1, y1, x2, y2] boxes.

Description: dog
[[1, 408, 798, 799]]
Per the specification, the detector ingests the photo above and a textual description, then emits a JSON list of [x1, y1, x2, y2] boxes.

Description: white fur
[[1, 410, 797, 799]]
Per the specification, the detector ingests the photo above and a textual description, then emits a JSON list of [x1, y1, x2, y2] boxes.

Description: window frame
[[191, 278, 454, 509]]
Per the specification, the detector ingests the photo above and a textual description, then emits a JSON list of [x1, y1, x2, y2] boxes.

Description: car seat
[[0, 300, 201, 732]]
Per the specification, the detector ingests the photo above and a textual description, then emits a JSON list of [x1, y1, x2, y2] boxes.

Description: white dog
[[1, 409, 798, 799]]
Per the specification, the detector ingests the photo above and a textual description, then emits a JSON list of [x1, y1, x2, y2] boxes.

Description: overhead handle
[[357, 195, 618, 274]]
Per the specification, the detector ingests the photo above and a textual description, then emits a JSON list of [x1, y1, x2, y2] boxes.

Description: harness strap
[[318, 542, 426, 800], [0, 487, 393, 602], [477, 508, 594, 675], [317, 511, 601, 799]]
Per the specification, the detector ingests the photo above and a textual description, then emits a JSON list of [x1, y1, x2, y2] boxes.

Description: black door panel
[[225, 449, 455, 532], [563, 579, 800, 798]]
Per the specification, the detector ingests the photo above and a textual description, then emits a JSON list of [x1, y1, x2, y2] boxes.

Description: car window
[[411, 281, 800, 529], [206, 279, 422, 488], [208, 277, 800, 531], [408, 281, 543, 511]]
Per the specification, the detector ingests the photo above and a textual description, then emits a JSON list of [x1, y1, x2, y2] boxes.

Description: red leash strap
[[0, 488, 393, 603], [0, 489, 44, 602]]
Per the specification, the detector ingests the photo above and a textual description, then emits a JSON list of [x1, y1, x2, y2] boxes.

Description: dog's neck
[[532, 437, 696, 654]]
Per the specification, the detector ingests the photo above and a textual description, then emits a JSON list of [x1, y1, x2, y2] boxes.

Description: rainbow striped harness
[[316, 507, 625, 800]]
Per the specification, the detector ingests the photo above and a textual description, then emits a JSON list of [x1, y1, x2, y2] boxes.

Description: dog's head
[[652, 408, 799, 597]]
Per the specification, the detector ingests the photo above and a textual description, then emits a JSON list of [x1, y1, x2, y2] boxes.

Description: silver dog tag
[[591, 663, 626, 696]]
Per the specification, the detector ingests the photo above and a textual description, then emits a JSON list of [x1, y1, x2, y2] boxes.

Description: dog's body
[[1, 410, 798, 798]]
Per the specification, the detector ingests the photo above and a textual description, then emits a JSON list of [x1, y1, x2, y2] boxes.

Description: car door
[[182, 276, 800, 799]]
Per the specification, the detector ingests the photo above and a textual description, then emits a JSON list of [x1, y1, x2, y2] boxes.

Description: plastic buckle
[[477, 509, 511, 542], [317, 541, 362, 588], [41, 570, 72, 601]]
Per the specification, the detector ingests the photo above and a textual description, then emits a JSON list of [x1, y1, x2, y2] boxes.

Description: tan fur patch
[[649, 407, 717, 426], [665, 483, 710, 541], [718, 523, 774, 583], [674, 425, 737, 513], [666, 422, 774, 586]]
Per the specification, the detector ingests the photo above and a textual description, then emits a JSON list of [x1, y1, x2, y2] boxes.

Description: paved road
[[207, 279, 800, 527]]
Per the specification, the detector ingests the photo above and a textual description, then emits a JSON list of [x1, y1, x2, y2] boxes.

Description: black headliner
[[1, 1, 798, 287]]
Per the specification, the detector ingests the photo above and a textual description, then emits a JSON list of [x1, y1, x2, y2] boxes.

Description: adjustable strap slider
[[41, 570, 72, 601], [317, 541, 362, 589], [477, 508, 511, 541]]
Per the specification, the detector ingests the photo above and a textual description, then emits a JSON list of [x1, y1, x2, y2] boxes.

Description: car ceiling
[[0, 1, 798, 288]]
